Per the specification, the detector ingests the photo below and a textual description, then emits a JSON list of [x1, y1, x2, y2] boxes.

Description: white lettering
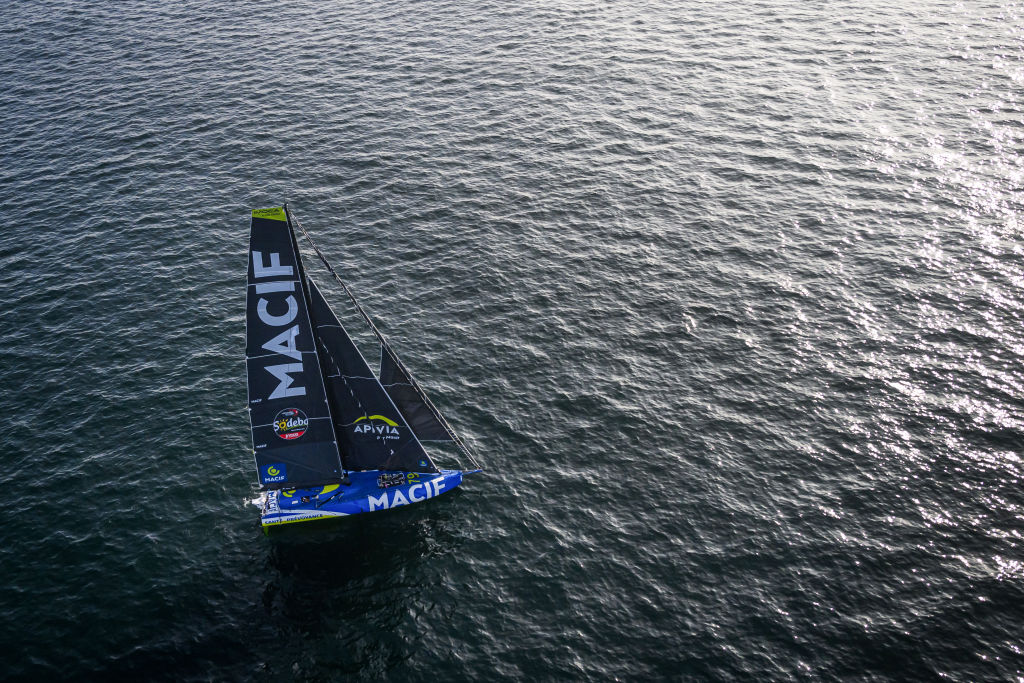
[[408, 484, 425, 502], [258, 296, 298, 326], [266, 364, 306, 399], [430, 478, 445, 497], [262, 325, 302, 360], [255, 280, 295, 294], [252, 251, 293, 278], [391, 489, 409, 507], [368, 493, 389, 511]]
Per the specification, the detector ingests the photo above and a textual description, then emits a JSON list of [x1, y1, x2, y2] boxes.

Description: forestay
[[291, 212, 481, 471]]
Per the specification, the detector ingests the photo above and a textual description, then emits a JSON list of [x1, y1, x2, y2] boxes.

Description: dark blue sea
[[2, 0, 1022, 680]]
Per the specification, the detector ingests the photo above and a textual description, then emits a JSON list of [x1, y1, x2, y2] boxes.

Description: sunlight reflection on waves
[[0, 0, 1023, 680]]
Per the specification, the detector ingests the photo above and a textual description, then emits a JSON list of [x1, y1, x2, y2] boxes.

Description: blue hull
[[260, 469, 464, 528]]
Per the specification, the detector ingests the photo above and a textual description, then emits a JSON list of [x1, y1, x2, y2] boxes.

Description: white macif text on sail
[[253, 250, 306, 400]]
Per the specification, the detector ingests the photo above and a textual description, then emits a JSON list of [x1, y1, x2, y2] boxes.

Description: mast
[[283, 204, 349, 480]]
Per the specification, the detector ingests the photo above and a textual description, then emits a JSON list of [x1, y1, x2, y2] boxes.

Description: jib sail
[[379, 350, 452, 442], [246, 207, 344, 489], [307, 278, 438, 474]]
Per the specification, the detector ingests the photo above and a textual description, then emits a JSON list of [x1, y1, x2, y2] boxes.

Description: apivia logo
[[353, 415, 400, 440], [273, 408, 309, 440], [262, 463, 287, 484]]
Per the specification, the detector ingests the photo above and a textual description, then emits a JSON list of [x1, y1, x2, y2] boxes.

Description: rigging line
[[292, 214, 386, 345], [292, 213, 483, 471]]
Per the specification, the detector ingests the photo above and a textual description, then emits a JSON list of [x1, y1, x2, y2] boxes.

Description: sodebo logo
[[273, 408, 309, 440]]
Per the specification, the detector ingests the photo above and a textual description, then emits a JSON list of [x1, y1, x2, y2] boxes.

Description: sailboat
[[246, 205, 481, 529]]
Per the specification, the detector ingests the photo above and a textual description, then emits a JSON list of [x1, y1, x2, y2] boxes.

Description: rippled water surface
[[2, 0, 1023, 680]]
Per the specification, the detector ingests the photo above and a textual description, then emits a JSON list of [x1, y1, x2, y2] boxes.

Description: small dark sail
[[246, 207, 344, 489], [380, 351, 453, 442], [307, 279, 438, 474]]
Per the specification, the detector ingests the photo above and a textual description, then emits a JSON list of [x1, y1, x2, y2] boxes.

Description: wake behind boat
[[245, 205, 481, 530]]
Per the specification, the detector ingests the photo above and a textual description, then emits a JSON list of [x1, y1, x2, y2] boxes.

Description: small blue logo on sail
[[262, 463, 287, 484]]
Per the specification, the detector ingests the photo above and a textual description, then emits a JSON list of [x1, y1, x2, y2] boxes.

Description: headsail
[[380, 351, 452, 442], [308, 279, 438, 474], [289, 208, 483, 473], [246, 207, 344, 489], [378, 343, 481, 469]]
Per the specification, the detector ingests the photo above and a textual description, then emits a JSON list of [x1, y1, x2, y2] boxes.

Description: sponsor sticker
[[273, 408, 309, 440], [377, 472, 407, 489], [262, 463, 287, 484], [353, 414, 400, 441]]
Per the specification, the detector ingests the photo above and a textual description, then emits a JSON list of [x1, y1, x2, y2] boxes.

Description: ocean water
[[1, 0, 1022, 680]]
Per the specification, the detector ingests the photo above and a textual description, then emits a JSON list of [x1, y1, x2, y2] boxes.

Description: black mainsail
[[246, 208, 344, 489]]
